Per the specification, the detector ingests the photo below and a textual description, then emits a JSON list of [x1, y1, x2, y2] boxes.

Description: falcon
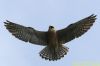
[[4, 14, 96, 61]]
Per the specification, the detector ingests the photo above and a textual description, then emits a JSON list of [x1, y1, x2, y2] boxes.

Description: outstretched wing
[[4, 20, 47, 46], [57, 14, 96, 44]]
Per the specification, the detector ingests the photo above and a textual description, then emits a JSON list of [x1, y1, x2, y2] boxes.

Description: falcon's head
[[49, 26, 55, 31]]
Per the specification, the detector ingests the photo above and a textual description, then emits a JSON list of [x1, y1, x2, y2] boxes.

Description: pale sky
[[0, 0, 100, 66]]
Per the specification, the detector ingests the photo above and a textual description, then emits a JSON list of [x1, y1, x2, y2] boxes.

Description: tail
[[39, 45, 69, 61]]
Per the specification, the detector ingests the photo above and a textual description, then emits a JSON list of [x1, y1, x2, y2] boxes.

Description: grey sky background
[[0, 0, 100, 66]]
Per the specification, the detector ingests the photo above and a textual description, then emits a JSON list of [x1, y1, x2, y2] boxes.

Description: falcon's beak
[[49, 26, 55, 31]]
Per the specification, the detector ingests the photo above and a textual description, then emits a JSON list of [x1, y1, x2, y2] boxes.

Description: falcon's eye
[[49, 26, 54, 28]]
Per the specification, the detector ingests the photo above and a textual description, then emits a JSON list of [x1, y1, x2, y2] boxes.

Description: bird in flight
[[4, 14, 96, 61]]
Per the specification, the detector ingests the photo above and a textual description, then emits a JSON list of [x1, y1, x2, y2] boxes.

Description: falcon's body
[[4, 14, 96, 61], [40, 26, 68, 60]]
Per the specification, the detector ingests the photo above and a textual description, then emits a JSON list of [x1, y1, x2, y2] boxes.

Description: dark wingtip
[[4, 20, 11, 27], [4, 22, 7, 24], [6, 20, 11, 22], [4, 20, 10, 23], [4, 20, 12, 25], [89, 14, 97, 20], [91, 14, 97, 17]]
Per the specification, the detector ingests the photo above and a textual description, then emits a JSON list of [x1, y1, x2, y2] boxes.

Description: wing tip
[[4, 20, 10, 24], [89, 14, 97, 21], [4, 20, 13, 27], [91, 14, 97, 18]]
